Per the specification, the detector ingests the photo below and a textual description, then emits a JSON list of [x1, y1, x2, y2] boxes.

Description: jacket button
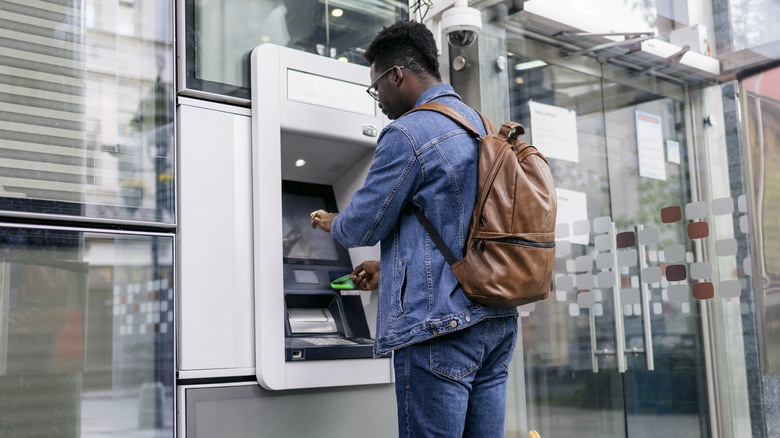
[[465, 316, 471, 323], [449, 320, 458, 328]]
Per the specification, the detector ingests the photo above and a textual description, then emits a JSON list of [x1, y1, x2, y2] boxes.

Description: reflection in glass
[[282, 192, 338, 261], [727, 0, 780, 52], [546, 0, 780, 60], [504, 25, 713, 434], [744, 68, 780, 425], [0, 227, 174, 436], [186, 0, 408, 99], [500, 1, 780, 435], [0, 0, 174, 223]]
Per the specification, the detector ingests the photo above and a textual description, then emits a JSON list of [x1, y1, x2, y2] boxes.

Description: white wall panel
[[178, 101, 254, 374]]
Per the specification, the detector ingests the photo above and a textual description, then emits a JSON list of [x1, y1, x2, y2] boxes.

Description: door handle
[[590, 222, 657, 373], [635, 225, 655, 371], [589, 315, 625, 372], [611, 222, 628, 373], [589, 310, 599, 372], [588, 222, 627, 373]]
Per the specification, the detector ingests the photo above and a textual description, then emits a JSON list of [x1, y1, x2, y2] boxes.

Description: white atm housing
[[251, 44, 393, 390]]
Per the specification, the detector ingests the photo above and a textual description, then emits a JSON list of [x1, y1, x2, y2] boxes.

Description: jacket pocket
[[393, 257, 408, 317]]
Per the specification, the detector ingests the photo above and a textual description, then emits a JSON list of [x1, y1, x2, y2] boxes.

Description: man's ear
[[392, 66, 404, 86]]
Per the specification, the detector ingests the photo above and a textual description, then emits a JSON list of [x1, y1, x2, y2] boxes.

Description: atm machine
[[280, 180, 375, 361], [251, 44, 394, 390]]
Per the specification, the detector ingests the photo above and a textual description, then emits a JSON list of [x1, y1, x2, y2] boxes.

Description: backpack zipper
[[471, 237, 555, 252]]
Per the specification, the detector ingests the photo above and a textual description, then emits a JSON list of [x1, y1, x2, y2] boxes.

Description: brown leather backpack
[[406, 102, 557, 308]]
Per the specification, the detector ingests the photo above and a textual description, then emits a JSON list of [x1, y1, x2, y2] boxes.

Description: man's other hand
[[352, 260, 380, 291]]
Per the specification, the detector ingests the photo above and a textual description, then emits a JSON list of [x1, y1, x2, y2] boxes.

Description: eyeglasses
[[366, 66, 404, 101]]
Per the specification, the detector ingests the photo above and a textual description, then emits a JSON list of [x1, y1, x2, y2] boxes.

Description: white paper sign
[[666, 139, 680, 164], [529, 101, 579, 163], [556, 188, 589, 246], [635, 111, 666, 180]]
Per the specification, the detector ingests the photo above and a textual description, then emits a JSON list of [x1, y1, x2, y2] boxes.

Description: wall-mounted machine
[[280, 180, 374, 362], [251, 44, 393, 390]]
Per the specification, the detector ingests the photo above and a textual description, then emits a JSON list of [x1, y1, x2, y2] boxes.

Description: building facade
[[1, 0, 779, 436]]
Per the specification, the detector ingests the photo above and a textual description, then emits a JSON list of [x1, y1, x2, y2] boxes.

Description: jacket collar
[[414, 84, 461, 107]]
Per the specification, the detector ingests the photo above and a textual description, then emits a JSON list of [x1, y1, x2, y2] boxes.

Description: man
[[310, 20, 518, 437]]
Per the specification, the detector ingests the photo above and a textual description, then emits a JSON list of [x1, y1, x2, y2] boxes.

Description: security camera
[[440, 0, 482, 48]]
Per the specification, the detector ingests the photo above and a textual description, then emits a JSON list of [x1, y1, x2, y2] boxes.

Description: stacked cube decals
[[114, 267, 174, 336], [519, 194, 750, 316]]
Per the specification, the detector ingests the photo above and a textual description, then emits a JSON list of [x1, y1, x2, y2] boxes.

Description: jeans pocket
[[429, 321, 488, 381], [501, 316, 519, 370]]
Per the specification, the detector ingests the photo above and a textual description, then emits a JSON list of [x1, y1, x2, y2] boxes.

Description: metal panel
[[177, 102, 254, 373]]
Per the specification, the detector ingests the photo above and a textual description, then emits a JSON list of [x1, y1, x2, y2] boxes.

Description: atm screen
[[281, 180, 351, 266]]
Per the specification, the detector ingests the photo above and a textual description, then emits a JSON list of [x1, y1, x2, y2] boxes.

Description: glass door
[[602, 94, 710, 437], [502, 29, 723, 438]]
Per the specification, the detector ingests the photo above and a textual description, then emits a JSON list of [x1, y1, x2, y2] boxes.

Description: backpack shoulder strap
[[406, 204, 459, 267], [401, 101, 497, 266], [405, 102, 497, 137]]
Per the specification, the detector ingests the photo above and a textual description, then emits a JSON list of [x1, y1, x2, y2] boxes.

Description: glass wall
[[182, 0, 409, 100], [506, 58, 714, 436], [0, 226, 174, 436], [0, 0, 175, 436], [742, 65, 780, 436], [497, 0, 780, 436], [0, 0, 175, 223]]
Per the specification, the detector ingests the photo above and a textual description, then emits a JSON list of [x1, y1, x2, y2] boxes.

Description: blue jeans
[[393, 316, 518, 438]]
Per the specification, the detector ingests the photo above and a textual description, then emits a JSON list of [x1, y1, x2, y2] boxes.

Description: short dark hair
[[364, 20, 441, 82]]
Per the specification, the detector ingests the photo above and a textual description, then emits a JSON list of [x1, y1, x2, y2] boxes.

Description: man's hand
[[310, 209, 338, 233], [351, 260, 380, 291]]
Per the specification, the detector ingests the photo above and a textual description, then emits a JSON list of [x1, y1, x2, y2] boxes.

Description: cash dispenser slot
[[288, 308, 338, 334], [284, 286, 375, 361]]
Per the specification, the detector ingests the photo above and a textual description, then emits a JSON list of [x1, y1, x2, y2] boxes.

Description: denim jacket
[[331, 84, 518, 355]]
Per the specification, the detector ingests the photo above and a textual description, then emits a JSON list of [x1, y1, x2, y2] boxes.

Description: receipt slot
[[251, 44, 394, 390]]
